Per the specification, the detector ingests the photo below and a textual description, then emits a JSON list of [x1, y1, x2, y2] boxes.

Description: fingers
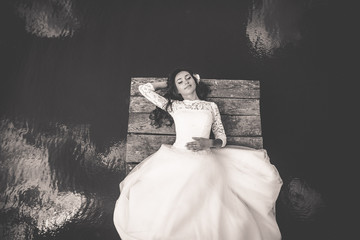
[[186, 141, 201, 151], [186, 141, 197, 146], [192, 137, 202, 141], [187, 138, 209, 151], [186, 142, 198, 148]]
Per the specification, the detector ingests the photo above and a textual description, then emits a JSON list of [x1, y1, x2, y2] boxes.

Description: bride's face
[[174, 71, 197, 96]]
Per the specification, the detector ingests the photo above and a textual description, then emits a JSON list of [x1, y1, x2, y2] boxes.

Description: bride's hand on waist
[[186, 137, 213, 151]]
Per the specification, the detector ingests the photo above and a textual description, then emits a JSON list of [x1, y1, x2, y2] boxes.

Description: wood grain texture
[[127, 113, 175, 134], [227, 136, 263, 148], [125, 134, 176, 162], [126, 77, 264, 167], [130, 78, 260, 98], [125, 134, 263, 162], [129, 96, 260, 116], [126, 163, 138, 175], [221, 115, 262, 136], [128, 113, 261, 136]]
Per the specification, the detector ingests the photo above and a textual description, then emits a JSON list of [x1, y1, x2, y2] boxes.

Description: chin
[[186, 86, 196, 92]]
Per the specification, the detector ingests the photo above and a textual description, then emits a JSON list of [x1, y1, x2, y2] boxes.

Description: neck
[[182, 93, 200, 101]]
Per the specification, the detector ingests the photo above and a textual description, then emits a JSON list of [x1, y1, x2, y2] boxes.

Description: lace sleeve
[[211, 102, 227, 147], [138, 83, 168, 111]]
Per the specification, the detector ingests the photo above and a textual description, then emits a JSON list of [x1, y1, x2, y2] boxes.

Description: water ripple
[[280, 177, 325, 221], [0, 117, 125, 238]]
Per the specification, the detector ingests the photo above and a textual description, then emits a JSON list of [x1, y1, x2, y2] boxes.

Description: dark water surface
[[0, 0, 336, 239]]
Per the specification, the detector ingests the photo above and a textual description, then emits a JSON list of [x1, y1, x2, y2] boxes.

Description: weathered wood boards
[[129, 97, 260, 115], [128, 114, 261, 136], [130, 78, 260, 98], [125, 77, 263, 173], [125, 134, 263, 163]]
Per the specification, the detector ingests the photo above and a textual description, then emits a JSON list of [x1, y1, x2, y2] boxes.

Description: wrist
[[210, 139, 222, 148]]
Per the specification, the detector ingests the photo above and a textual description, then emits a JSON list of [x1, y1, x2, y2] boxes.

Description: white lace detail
[[171, 100, 213, 112], [138, 83, 227, 148], [210, 102, 227, 147], [138, 83, 168, 110]]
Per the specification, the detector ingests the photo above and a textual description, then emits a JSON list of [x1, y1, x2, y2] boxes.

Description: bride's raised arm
[[138, 82, 168, 111]]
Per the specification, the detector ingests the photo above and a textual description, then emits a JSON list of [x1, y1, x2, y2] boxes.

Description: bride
[[113, 69, 283, 240]]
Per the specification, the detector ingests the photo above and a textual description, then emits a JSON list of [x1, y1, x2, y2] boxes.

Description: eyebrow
[[177, 74, 190, 81]]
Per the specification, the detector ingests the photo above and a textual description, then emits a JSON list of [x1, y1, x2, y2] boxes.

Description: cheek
[[189, 79, 197, 88], [177, 88, 185, 95], [174, 85, 181, 94]]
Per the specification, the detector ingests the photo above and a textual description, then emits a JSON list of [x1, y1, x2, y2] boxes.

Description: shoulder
[[207, 102, 221, 116], [199, 101, 219, 115], [171, 99, 181, 105], [207, 101, 219, 108]]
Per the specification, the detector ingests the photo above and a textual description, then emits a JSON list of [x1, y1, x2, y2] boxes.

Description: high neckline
[[183, 99, 203, 102]]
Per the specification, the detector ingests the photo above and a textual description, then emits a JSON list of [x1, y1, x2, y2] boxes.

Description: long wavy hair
[[149, 68, 211, 128]]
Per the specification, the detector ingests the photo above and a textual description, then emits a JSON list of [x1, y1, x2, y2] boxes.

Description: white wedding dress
[[113, 83, 283, 240]]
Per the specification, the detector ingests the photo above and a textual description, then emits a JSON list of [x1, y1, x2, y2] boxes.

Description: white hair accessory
[[193, 73, 201, 83]]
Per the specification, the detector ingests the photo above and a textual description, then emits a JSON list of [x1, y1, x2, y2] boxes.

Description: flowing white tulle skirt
[[113, 144, 283, 240]]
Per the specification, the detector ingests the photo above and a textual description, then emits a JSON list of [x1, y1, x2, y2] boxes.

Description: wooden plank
[[129, 96, 260, 116], [130, 78, 260, 98], [125, 134, 176, 162], [128, 113, 261, 136], [126, 77, 264, 168], [227, 136, 263, 148], [128, 113, 175, 134], [222, 115, 262, 136], [213, 98, 260, 116], [125, 134, 263, 163], [204, 79, 260, 98], [126, 162, 138, 174], [130, 78, 167, 96]]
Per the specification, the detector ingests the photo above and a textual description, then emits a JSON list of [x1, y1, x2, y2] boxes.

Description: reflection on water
[[246, 0, 305, 56], [0, 1, 330, 238], [0, 117, 125, 239], [16, 0, 81, 38], [280, 177, 325, 221], [0, 116, 327, 239]]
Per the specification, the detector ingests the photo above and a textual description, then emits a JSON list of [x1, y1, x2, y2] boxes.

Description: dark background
[[0, 0, 338, 239]]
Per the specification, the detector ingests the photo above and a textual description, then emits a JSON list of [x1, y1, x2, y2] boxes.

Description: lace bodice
[[139, 83, 227, 148]]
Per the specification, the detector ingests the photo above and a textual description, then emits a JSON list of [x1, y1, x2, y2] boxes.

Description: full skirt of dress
[[113, 144, 283, 240]]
